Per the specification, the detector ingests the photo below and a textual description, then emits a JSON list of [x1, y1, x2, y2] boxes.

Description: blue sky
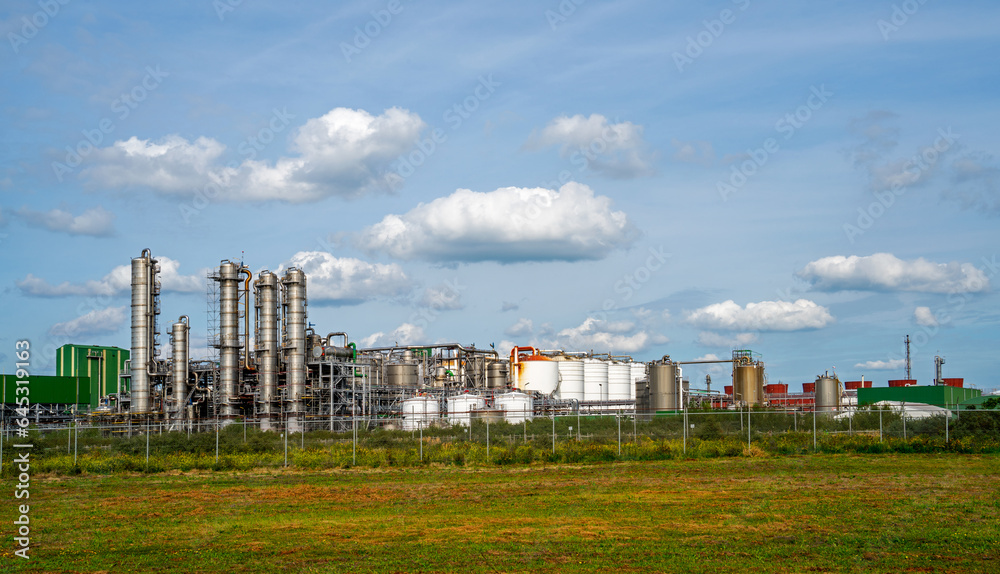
[[2, 0, 998, 393]]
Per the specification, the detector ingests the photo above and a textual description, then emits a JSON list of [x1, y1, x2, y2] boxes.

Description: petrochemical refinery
[[0, 250, 986, 430]]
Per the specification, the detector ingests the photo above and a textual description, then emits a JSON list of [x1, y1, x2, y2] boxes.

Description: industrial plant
[[0, 250, 987, 430]]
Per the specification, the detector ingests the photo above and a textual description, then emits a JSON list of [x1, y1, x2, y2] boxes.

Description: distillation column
[[218, 261, 242, 419], [130, 249, 159, 414], [282, 268, 307, 432], [170, 316, 189, 428], [255, 271, 279, 431]]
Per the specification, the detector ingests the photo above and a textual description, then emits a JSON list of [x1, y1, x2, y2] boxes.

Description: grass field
[[3, 454, 999, 573]]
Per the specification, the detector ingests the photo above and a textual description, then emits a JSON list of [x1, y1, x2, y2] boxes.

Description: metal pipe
[[282, 268, 307, 431]]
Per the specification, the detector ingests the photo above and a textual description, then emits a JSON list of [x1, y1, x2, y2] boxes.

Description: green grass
[[2, 455, 998, 572]]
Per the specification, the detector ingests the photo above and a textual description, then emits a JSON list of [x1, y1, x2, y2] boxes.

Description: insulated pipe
[[130, 249, 156, 413], [254, 271, 279, 428], [218, 261, 241, 418], [242, 268, 254, 371]]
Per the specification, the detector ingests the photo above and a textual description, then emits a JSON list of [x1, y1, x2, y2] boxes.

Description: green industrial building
[[2, 344, 129, 410], [857, 385, 982, 409]]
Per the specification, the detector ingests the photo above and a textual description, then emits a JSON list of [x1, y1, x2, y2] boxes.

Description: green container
[[1, 374, 89, 407], [858, 385, 982, 409], [55, 344, 130, 408]]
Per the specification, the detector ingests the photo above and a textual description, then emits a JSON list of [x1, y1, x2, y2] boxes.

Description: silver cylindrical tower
[[255, 271, 279, 430], [282, 268, 307, 431], [170, 316, 189, 425], [648, 359, 679, 411], [815, 374, 842, 412], [219, 260, 241, 419], [130, 249, 157, 413]]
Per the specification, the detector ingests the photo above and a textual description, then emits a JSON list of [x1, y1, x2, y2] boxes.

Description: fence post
[[747, 408, 751, 448], [487, 418, 490, 461], [419, 424, 423, 461], [879, 409, 883, 442], [74, 418, 78, 465], [812, 408, 817, 451], [617, 414, 621, 457], [352, 413, 357, 466], [903, 415, 907, 440], [145, 420, 149, 464], [215, 421, 219, 464], [552, 412, 556, 455]]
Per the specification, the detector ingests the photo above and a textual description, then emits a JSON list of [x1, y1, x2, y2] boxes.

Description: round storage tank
[[608, 362, 631, 401], [557, 360, 585, 401], [583, 359, 609, 401], [496, 392, 533, 423], [486, 361, 508, 389], [401, 396, 440, 430], [733, 364, 763, 406], [629, 362, 645, 402], [814, 376, 841, 412], [387, 363, 419, 387], [447, 394, 485, 427], [648, 362, 678, 411], [515, 356, 558, 395]]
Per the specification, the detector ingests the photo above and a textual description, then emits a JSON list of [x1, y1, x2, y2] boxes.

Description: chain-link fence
[[2, 407, 997, 475]]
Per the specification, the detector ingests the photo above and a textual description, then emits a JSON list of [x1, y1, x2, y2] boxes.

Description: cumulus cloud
[[278, 251, 412, 305], [797, 253, 989, 293], [17, 256, 204, 297], [943, 154, 1000, 215], [686, 300, 834, 331], [358, 182, 638, 263], [505, 318, 534, 338], [525, 114, 655, 178], [696, 331, 759, 347], [854, 358, 906, 370], [419, 282, 465, 311], [671, 139, 715, 166], [49, 306, 127, 337], [359, 322, 426, 348], [15, 206, 115, 237], [541, 317, 651, 354], [847, 111, 940, 192], [914, 306, 939, 327], [82, 107, 425, 202]]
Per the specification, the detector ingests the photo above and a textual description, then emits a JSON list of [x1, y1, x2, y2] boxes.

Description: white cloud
[[419, 282, 464, 311], [16, 206, 115, 237], [797, 253, 989, 293], [359, 322, 426, 348], [542, 317, 651, 354], [687, 299, 834, 331], [17, 256, 204, 297], [48, 306, 127, 337], [854, 358, 906, 370], [505, 318, 534, 338], [526, 114, 654, 178], [82, 107, 425, 202], [358, 182, 638, 262], [914, 306, 939, 327], [696, 331, 759, 347], [671, 139, 715, 166], [278, 251, 412, 304], [694, 353, 721, 361]]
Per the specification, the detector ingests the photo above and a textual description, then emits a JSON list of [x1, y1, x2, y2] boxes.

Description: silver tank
[[487, 360, 508, 389], [733, 363, 764, 406], [815, 375, 842, 412], [282, 268, 307, 429], [255, 271, 279, 429], [648, 361, 678, 411], [170, 316, 189, 423], [387, 363, 418, 387], [218, 261, 241, 418], [130, 249, 158, 413]]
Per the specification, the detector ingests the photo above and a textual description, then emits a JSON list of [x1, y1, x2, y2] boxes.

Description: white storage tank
[[556, 359, 585, 401], [447, 394, 485, 427], [630, 362, 645, 401], [496, 392, 534, 423], [608, 362, 632, 401], [514, 356, 559, 396], [583, 359, 609, 401], [401, 396, 440, 430]]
